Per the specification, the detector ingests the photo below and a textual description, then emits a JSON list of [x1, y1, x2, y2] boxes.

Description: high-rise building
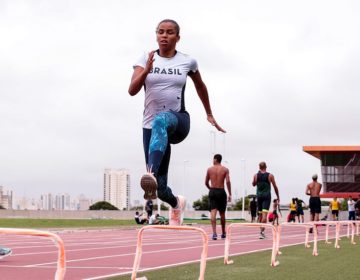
[[40, 193, 54, 210], [55, 193, 71, 210], [103, 169, 130, 210], [0, 186, 13, 209]]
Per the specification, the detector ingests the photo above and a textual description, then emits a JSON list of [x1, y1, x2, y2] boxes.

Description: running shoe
[[140, 173, 157, 200], [0, 248, 12, 259], [221, 233, 226, 239], [169, 195, 186, 226], [259, 232, 266, 239], [212, 233, 218, 240]]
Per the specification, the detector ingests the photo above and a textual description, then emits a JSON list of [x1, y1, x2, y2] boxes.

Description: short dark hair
[[259, 161, 267, 169], [214, 154, 222, 163], [156, 19, 180, 35]]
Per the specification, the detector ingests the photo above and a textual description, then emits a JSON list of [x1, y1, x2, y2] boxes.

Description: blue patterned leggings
[[143, 111, 190, 207]]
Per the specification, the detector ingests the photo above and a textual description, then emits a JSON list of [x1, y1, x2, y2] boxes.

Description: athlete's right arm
[[128, 51, 155, 95], [205, 169, 211, 190], [252, 174, 257, 187]]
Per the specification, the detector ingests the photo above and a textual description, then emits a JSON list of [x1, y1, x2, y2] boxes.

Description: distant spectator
[[149, 213, 161, 225], [348, 196, 356, 221], [134, 211, 148, 225], [249, 197, 257, 223], [329, 197, 340, 221], [288, 198, 297, 223], [295, 197, 306, 223], [145, 199, 153, 219]]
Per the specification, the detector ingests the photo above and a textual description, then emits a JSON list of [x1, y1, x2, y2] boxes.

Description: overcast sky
[[1, 0, 359, 207]]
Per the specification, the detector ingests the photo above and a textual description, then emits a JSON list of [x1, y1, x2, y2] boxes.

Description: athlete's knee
[[152, 113, 167, 129]]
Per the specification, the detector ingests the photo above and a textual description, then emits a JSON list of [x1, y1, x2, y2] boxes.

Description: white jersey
[[134, 50, 198, 128], [348, 199, 355, 211]]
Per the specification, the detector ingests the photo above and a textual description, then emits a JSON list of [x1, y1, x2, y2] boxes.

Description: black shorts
[[296, 208, 304, 216], [332, 210, 339, 216], [257, 194, 271, 213], [309, 197, 321, 214], [209, 188, 227, 213]]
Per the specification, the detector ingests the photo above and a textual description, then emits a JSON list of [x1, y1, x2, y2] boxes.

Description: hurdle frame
[[277, 222, 313, 255], [131, 225, 209, 280], [224, 223, 279, 267], [0, 228, 66, 280]]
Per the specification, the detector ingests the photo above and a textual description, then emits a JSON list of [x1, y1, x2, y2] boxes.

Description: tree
[[0, 205, 5, 210], [230, 197, 250, 211], [193, 195, 209, 210], [89, 201, 119, 210], [153, 203, 169, 210]]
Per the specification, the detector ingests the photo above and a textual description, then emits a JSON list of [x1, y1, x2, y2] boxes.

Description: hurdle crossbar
[[277, 222, 313, 255], [224, 223, 279, 267], [0, 228, 66, 280], [131, 225, 208, 280]]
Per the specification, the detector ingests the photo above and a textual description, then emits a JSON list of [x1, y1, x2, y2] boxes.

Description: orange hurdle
[[277, 222, 313, 254], [0, 228, 66, 280], [224, 223, 279, 267], [131, 225, 208, 280]]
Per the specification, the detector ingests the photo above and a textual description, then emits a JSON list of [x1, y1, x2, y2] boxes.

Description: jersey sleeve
[[133, 52, 147, 69], [189, 57, 198, 73]]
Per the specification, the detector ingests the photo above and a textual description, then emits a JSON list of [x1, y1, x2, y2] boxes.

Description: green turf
[[0, 218, 136, 228], [110, 236, 360, 280], [0, 218, 240, 228]]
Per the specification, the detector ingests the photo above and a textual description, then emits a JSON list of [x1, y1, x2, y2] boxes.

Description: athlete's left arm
[[225, 168, 232, 202], [269, 174, 280, 203], [188, 70, 226, 133]]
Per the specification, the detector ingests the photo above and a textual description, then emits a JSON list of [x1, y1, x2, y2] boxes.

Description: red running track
[[0, 224, 354, 279]]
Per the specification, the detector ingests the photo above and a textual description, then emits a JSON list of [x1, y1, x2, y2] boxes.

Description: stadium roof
[[303, 146, 360, 159]]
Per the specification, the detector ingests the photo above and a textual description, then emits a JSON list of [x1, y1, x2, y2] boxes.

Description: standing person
[[249, 197, 257, 223], [0, 247, 12, 259], [348, 196, 356, 221], [271, 199, 281, 226], [145, 199, 153, 219], [205, 154, 232, 240], [288, 198, 297, 223], [295, 197, 306, 223], [129, 19, 225, 226], [252, 162, 280, 239], [306, 174, 322, 233], [329, 197, 340, 221]]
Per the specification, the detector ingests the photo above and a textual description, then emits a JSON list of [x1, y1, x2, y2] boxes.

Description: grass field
[[0, 218, 136, 228], [0, 218, 241, 228], [112, 236, 360, 280]]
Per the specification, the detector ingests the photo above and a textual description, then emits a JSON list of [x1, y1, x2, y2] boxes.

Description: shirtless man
[[205, 154, 232, 240], [306, 174, 322, 232]]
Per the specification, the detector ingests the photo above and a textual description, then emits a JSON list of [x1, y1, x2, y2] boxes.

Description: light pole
[[241, 158, 246, 219], [183, 160, 189, 196], [209, 131, 216, 155]]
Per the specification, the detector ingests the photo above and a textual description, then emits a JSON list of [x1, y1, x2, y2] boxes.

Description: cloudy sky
[[1, 0, 359, 207]]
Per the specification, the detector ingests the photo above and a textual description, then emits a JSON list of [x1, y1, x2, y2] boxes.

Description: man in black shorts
[[252, 162, 280, 239], [306, 174, 322, 233], [205, 154, 232, 240]]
